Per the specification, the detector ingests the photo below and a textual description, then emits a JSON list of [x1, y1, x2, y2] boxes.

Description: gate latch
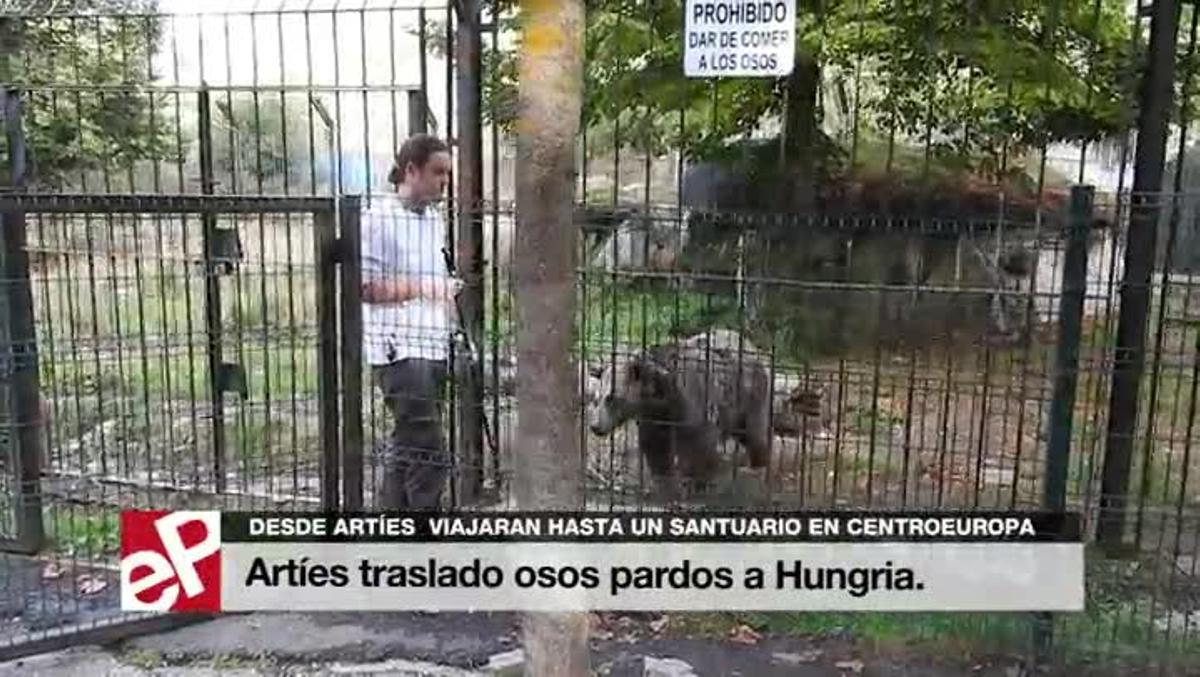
[[216, 362, 248, 399], [207, 227, 243, 274]]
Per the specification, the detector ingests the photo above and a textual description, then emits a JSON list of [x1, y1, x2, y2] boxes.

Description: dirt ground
[[1, 611, 1177, 677]]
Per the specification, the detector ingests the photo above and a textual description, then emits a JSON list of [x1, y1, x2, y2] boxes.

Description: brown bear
[[586, 329, 772, 503]]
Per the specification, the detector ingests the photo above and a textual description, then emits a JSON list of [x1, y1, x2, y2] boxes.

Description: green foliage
[[210, 94, 320, 189], [0, 1, 176, 188], [50, 507, 121, 556], [472, 0, 1136, 175]]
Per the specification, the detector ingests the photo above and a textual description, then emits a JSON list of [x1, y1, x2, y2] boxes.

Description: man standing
[[361, 134, 460, 510]]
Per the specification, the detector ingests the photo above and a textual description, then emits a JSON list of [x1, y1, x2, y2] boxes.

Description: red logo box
[[120, 510, 222, 613]]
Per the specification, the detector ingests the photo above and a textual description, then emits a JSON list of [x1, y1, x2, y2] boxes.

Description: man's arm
[[361, 205, 434, 304], [359, 204, 460, 305], [361, 275, 451, 303]]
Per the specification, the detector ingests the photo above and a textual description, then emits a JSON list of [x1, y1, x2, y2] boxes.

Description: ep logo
[[120, 510, 222, 612]]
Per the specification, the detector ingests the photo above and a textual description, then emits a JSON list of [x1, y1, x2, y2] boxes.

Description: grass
[[40, 343, 322, 410], [46, 505, 121, 557], [31, 231, 325, 477], [487, 271, 747, 359], [671, 588, 1200, 671], [32, 214, 322, 406], [673, 609, 1029, 655], [119, 649, 165, 670], [578, 278, 744, 352]]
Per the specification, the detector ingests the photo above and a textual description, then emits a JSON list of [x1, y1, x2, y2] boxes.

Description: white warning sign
[[684, 0, 796, 78]]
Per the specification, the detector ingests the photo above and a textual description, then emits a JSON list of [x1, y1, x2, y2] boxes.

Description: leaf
[[728, 623, 761, 645], [77, 574, 108, 596], [41, 562, 65, 580]]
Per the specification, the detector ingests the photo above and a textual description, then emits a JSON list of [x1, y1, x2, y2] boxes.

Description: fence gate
[[0, 190, 357, 659]]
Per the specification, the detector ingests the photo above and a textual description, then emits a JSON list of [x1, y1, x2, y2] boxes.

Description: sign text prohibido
[[684, 0, 796, 78]]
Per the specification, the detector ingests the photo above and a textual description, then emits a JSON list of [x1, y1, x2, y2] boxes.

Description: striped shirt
[[360, 192, 454, 365]]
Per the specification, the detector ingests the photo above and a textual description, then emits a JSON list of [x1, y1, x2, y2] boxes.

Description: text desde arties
[[246, 515, 1038, 540]]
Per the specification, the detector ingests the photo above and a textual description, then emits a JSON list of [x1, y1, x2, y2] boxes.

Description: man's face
[[405, 150, 452, 206]]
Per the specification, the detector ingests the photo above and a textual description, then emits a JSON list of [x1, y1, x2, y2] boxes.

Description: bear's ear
[[631, 356, 670, 396]]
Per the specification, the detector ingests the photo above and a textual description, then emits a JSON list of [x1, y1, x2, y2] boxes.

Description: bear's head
[[586, 352, 671, 436]]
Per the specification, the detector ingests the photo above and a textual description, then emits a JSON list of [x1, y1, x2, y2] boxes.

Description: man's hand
[[363, 275, 458, 304], [439, 276, 464, 314], [422, 275, 462, 303], [444, 276, 464, 301]]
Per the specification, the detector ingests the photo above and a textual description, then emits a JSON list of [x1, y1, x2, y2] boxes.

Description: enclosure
[[0, 0, 1198, 674]]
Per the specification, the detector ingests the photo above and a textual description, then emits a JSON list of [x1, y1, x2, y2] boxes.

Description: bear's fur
[[586, 329, 772, 502]]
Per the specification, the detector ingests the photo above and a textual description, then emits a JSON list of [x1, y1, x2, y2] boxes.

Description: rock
[[835, 659, 865, 673], [773, 650, 822, 665], [1175, 554, 1197, 574], [643, 656, 699, 677], [485, 649, 525, 677]]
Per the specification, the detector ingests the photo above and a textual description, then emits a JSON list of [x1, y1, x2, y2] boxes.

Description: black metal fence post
[[1046, 185, 1095, 512], [1033, 183, 1093, 664], [197, 86, 228, 495], [339, 195, 364, 510], [1098, 0, 1182, 555], [408, 90, 428, 136], [0, 87, 43, 553], [315, 204, 341, 512], [455, 0, 485, 504]]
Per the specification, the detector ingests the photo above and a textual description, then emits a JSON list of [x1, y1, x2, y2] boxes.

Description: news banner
[[119, 510, 1085, 614]]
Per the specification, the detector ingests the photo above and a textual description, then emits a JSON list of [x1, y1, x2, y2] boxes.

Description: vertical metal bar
[[304, 10, 318, 194], [340, 197, 363, 510], [173, 15, 202, 488], [443, 3, 458, 509], [1135, 1, 1200, 552], [315, 206, 340, 512], [455, 0, 484, 504], [360, 9, 371, 193], [488, 12, 501, 493], [389, 9, 399, 151], [445, 3, 454, 146], [1, 87, 44, 553], [417, 7, 429, 134], [1034, 184, 1093, 664], [1099, 0, 1182, 553], [331, 9, 344, 197], [408, 90, 427, 135], [197, 86, 227, 494], [1083, 4, 1145, 522], [251, 11, 271, 497], [1046, 186, 1095, 511]]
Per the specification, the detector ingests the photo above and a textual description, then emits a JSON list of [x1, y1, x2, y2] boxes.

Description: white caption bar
[[220, 542, 1083, 612]]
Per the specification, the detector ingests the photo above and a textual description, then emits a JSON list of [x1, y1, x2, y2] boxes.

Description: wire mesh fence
[[560, 194, 1200, 672], [0, 193, 346, 655], [0, 0, 1197, 674]]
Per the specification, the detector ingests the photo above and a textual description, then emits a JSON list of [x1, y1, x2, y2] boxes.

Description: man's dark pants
[[372, 357, 449, 510]]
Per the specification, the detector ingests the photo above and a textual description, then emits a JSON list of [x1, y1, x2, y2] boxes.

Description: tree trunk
[[781, 49, 821, 213], [513, 0, 589, 674]]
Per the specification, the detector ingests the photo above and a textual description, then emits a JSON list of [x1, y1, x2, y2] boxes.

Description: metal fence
[[563, 190, 1198, 671], [0, 0, 1198, 675]]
